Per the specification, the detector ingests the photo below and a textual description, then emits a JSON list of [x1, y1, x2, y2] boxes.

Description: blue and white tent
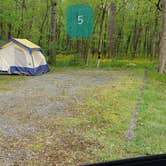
[[0, 38, 49, 76]]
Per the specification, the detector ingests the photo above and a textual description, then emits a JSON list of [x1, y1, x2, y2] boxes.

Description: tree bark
[[108, 2, 116, 58], [98, 1, 107, 57], [7, 23, 12, 39], [133, 26, 142, 56], [39, 0, 49, 45], [49, 0, 58, 64], [159, 0, 166, 74], [152, 10, 159, 57], [116, 0, 126, 56], [143, 26, 148, 56], [125, 33, 131, 55], [17, 0, 26, 37], [0, 23, 3, 40]]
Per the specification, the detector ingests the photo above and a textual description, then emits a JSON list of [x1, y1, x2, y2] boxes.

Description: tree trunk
[[49, 0, 57, 64], [17, 0, 26, 37], [39, 0, 49, 45], [103, 19, 108, 57], [108, 2, 116, 58], [98, 1, 107, 57], [143, 26, 148, 56], [133, 26, 142, 56], [159, 0, 166, 74], [125, 33, 131, 55], [7, 23, 12, 39], [0, 23, 3, 40], [152, 10, 159, 57], [116, 0, 126, 56]]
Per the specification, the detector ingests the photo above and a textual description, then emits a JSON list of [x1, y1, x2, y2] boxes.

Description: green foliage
[[0, 0, 162, 59]]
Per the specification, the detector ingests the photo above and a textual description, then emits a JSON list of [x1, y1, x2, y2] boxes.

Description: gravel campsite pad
[[0, 70, 142, 166]]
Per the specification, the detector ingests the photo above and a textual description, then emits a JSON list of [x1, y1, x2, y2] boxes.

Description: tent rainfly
[[0, 38, 49, 76]]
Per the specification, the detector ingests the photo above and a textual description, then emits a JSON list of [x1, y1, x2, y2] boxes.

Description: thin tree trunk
[[132, 20, 143, 57], [125, 33, 131, 56], [17, 0, 26, 37], [0, 23, 4, 40], [98, 1, 107, 57], [7, 24, 12, 39], [103, 19, 108, 58], [91, 7, 100, 56], [39, 0, 49, 45], [134, 27, 142, 56], [159, 0, 166, 73], [108, 2, 116, 58], [116, 0, 126, 56], [152, 10, 159, 57], [143, 26, 148, 56], [49, 0, 57, 64]]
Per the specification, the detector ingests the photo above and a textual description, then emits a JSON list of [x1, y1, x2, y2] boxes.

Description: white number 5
[[78, 15, 84, 25]]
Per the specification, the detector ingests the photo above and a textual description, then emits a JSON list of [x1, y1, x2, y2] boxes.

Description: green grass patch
[[50, 68, 166, 162], [82, 71, 144, 161], [82, 70, 165, 161], [126, 77, 166, 155], [51, 55, 158, 72], [0, 75, 23, 91]]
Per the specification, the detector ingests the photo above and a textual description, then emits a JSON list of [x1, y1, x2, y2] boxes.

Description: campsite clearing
[[0, 69, 165, 165]]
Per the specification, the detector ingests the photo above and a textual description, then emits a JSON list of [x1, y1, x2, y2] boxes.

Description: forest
[[0, 0, 166, 73]]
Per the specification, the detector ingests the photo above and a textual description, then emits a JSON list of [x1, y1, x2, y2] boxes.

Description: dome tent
[[0, 38, 49, 76]]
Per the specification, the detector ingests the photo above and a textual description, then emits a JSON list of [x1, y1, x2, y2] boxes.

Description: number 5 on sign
[[67, 4, 94, 38], [78, 15, 84, 25]]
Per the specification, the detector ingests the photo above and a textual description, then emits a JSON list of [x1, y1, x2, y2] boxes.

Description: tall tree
[[98, 1, 107, 57], [49, 0, 58, 64], [39, 0, 49, 46], [108, 2, 116, 58], [17, 0, 27, 37], [159, 0, 166, 73], [116, 0, 126, 56]]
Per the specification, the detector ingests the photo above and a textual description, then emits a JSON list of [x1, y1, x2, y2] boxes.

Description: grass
[[128, 77, 166, 154], [0, 55, 165, 164], [50, 55, 166, 163], [70, 69, 145, 161], [51, 54, 157, 70], [100, 77, 166, 161], [56, 68, 165, 163], [0, 75, 23, 91]]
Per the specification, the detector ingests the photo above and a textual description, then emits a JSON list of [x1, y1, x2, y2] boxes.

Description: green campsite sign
[[67, 4, 94, 38]]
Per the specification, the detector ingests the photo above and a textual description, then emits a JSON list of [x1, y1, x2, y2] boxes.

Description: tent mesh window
[[14, 46, 27, 66], [33, 51, 45, 67]]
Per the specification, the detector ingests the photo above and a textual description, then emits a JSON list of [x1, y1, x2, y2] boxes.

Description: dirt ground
[[0, 70, 126, 166]]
